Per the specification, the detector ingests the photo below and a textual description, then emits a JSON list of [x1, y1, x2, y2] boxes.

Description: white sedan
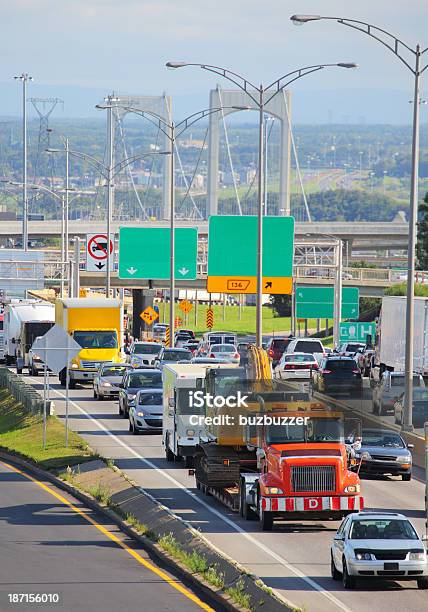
[[273, 352, 318, 380], [207, 344, 240, 364], [331, 511, 428, 589]]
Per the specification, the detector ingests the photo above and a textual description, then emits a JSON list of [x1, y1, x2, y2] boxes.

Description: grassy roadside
[[156, 302, 332, 336], [0, 389, 94, 470]]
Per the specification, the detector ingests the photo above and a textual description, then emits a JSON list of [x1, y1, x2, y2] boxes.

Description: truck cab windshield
[[266, 417, 344, 445], [73, 331, 117, 349]]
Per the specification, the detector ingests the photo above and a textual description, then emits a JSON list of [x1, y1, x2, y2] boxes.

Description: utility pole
[[14, 73, 33, 250]]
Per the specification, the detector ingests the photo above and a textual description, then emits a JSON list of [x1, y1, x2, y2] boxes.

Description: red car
[[265, 336, 294, 367]]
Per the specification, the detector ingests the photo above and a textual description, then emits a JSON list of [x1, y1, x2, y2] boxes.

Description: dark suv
[[312, 356, 362, 395], [265, 336, 294, 367], [118, 368, 162, 417]]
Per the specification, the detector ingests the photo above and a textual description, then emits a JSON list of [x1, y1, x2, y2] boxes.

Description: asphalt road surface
[[21, 372, 428, 612], [0, 460, 214, 612]]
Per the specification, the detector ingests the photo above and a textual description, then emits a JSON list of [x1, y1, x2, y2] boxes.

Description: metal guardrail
[[0, 366, 51, 415]]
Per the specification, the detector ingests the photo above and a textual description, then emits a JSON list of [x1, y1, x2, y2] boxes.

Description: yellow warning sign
[[179, 299, 193, 314], [140, 306, 159, 325]]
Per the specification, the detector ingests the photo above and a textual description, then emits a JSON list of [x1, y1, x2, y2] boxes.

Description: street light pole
[[14, 73, 33, 251], [65, 137, 70, 272], [106, 95, 117, 297], [256, 89, 264, 345], [169, 125, 175, 347], [290, 14, 428, 430], [404, 46, 421, 429], [333, 239, 343, 348]]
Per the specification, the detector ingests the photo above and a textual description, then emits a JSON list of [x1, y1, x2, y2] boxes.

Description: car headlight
[[128, 394, 136, 400], [265, 487, 284, 495], [355, 552, 372, 561], [397, 455, 412, 464], [136, 410, 146, 417], [344, 484, 360, 494], [33, 354, 40, 360], [71, 363, 78, 369], [360, 451, 371, 460], [186, 429, 195, 437], [101, 381, 111, 387], [409, 551, 426, 561]]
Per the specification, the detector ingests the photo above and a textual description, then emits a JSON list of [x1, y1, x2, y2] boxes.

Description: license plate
[[384, 563, 399, 570]]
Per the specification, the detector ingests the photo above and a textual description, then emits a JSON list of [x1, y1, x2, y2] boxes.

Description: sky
[[0, 0, 427, 123]]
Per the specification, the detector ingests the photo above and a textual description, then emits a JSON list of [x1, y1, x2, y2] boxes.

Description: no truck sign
[[86, 233, 114, 272]]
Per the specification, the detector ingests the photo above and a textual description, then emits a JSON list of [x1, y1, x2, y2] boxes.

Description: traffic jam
[[1, 292, 427, 594]]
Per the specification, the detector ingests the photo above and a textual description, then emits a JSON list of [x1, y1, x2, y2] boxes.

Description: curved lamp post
[[166, 61, 357, 346], [117, 103, 248, 346], [290, 14, 428, 430]]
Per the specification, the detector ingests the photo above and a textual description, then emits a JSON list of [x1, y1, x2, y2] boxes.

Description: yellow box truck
[[55, 298, 123, 388]]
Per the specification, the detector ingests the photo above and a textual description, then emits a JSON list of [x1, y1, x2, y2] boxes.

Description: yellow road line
[[1, 460, 214, 612]]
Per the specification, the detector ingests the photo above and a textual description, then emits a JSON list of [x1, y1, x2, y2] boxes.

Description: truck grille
[[81, 361, 100, 369], [291, 465, 336, 493]]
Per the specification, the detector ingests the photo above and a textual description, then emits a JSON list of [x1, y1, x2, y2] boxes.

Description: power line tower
[[29, 97, 63, 187]]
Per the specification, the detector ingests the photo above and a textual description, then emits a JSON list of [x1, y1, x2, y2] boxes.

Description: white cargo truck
[[162, 362, 237, 467], [372, 295, 428, 383], [3, 301, 55, 372]]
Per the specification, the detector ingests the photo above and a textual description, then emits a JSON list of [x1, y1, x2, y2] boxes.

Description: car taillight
[[234, 353, 239, 358], [268, 349, 274, 357], [284, 364, 292, 369], [210, 353, 215, 358], [323, 369, 332, 374], [312, 363, 318, 370]]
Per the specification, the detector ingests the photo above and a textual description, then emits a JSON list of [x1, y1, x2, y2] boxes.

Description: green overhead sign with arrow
[[207, 215, 295, 294], [118, 227, 198, 280]]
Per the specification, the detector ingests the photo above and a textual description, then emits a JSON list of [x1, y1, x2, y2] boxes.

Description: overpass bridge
[[0, 219, 409, 253], [73, 266, 421, 298]]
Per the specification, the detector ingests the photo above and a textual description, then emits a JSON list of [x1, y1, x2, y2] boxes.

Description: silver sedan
[[93, 363, 131, 400]]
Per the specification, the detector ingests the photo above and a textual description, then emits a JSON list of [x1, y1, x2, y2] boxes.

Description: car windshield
[[128, 372, 162, 388], [349, 519, 418, 540], [345, 344, 364, 353], [266, 417, 343, 445], [272, 339, 288, 351], [163, 350, 191, 361], [413, 389, 428, 400], [211, 345, 236, 353], [284, 354, 314, 363], [294, 341, 323, 354], [102, 366, 128, 377], [73, 331, 117, 348], [391, 375, 421, 387], [133, 344, 160, 355], [327, 360, 356, 370], [138, 392, 162, 405], [362, 432, 405, 448]]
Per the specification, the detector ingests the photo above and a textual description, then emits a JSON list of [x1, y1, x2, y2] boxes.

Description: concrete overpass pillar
[[132, 289, 156, 340]]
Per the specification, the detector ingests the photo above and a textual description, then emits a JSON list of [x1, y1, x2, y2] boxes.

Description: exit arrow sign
[[119, 228, 198, 280]]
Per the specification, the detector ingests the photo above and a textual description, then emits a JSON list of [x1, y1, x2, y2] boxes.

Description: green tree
[[269, 295, 292, 317], [416, 192, 428, 270]]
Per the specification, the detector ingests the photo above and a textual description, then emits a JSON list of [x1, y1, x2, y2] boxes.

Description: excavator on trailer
[[192, 345, 363, 530]]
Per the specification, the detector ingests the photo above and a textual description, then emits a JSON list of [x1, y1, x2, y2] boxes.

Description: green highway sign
[[339, 322, 376, 343], [207, 215, 295, 294], [295, 286, 359, 319], [119, 227, 198, 280]]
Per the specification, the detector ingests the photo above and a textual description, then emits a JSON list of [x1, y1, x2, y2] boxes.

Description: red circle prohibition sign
[[87, 234, 113, 260]]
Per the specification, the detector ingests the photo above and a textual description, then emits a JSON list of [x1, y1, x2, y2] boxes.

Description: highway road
[[21, 373, 428, 612], [0, 459, 215, 612]]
